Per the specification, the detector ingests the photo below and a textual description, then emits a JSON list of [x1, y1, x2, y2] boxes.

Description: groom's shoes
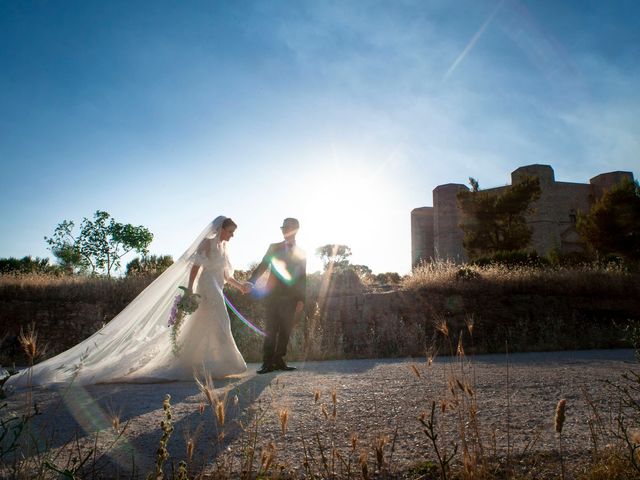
[[274, 362, 297, 371], [257, 362, 297, 374]]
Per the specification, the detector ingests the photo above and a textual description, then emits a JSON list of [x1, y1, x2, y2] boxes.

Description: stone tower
[[411, 207, 434, 267], [590, 171, 634, 197], [433, 183, 469, 262]]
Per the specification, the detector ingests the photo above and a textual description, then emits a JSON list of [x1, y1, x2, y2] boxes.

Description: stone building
[[411, 164, 635, 266]]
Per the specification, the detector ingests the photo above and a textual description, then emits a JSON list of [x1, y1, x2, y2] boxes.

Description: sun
[[294, 164, 403, 274]]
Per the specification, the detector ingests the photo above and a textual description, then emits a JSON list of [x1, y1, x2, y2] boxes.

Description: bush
[[546, 249, 594, 267], [125, 255, 174, 277], [0, 256, 60, 275], [373, 272, 402, 284], [471, 250, 550, 269], [455, 266, 480, 281]]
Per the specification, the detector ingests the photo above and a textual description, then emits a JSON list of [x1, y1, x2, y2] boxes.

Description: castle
[[411, 164, 635, 266]]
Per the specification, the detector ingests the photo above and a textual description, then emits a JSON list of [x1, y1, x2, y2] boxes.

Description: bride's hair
[[222, 218, 237, 230]]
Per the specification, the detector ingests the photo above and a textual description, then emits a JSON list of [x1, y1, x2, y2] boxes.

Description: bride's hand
[[240, 282, 253, 295]]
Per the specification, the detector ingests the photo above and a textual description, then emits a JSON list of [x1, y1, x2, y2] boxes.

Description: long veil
[[6, 216, 229, 388]]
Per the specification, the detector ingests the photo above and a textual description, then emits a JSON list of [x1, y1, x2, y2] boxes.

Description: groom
[[249, 217, 306, 374]]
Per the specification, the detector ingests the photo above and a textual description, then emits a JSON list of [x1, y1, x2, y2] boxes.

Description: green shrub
[[0, 256, 60, 275], [546, 249, 594, 267], [125, 254, 174, 277]]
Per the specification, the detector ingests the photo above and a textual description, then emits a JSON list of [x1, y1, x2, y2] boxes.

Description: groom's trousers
[[263, 295, 298, 366]]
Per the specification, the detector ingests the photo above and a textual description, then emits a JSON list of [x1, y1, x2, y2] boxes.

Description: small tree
[[316, 244, 352, 271], [577, 178, 640, 263], [45, 210, 153, 277], [457, 176, 541, 259], [126, 254, 174, 277], [374, 272, 402, 284], [350, 264, 373, 278]]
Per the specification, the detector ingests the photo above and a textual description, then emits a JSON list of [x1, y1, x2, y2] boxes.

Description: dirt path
[[3, 349, 637, 478]]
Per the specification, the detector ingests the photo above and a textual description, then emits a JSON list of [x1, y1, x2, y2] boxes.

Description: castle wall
[[527, 181, 591, 255], [411, 164, 635, 266], [510, 165, 590, 255]]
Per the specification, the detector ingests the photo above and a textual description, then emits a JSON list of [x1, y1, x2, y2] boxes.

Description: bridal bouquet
[[168, 286, 201, 356]]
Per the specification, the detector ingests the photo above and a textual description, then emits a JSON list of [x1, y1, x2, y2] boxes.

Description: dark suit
[[249, 241, 306, 368]]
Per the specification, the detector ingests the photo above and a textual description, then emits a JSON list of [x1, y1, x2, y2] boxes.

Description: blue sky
[[1, 0, 638, 274]]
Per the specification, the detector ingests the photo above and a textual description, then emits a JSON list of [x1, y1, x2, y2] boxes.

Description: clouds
[[557, 100, 640, 174]]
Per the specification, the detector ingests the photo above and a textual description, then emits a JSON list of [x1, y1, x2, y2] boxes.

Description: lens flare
[[61, 385, 137, 468], [270, 257, 293, 285], [224, 293, 266, 337]]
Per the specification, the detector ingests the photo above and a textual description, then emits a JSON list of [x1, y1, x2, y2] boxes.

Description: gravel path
[[4, 349, 638, 478]]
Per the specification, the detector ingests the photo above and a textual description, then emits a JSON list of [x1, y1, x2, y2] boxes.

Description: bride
[[6, 216, 250, 388]]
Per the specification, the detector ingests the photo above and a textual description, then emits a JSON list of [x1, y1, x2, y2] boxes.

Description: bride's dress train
[[5, 216, 247, 388]]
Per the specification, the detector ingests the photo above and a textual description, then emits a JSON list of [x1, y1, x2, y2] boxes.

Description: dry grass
[[0, 273, 152, 302], [409, 325, 640, 480], [3, 263, 638, 367], [5, 262, 640, 364], [2, 261, 634, 302], [403, 260, 635, 297], [577, 446, 640, 479]]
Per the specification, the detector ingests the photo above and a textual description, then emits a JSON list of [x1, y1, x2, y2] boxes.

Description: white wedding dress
[[6, 216, 247, 389]]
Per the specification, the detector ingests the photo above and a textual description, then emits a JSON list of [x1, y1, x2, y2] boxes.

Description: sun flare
[[294, 164, 405, 274]]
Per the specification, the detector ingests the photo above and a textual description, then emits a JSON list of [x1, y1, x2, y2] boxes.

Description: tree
[[316, 244, 352, 271], [457, 176, 541, 258], [45, 210, 154, 277], [0, 256, 59, 275], [350, 264, 373, 278], [374, 272, 402, 284], [126, 254, 174, 277], [577, 178, 640, 263]]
